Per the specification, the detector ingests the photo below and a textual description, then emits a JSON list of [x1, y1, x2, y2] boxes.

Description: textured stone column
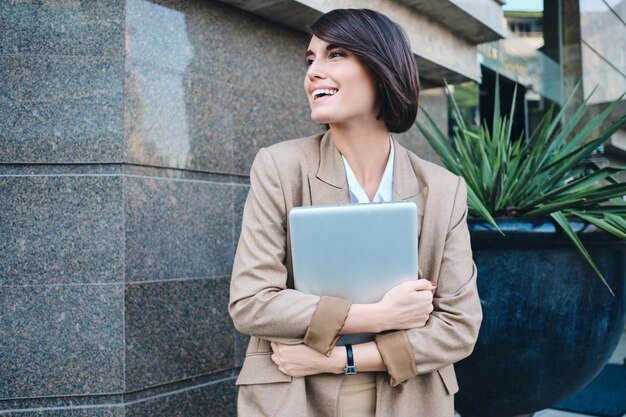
[[0, 0, 318, 415]]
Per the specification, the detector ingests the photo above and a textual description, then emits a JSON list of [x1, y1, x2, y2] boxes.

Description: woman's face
[[304, 35, 379, 127]]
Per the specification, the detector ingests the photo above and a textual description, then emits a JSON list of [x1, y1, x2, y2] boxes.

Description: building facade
[[475, 0, 625, 172]]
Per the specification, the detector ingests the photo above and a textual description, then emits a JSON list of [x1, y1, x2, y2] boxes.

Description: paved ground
[[535, 410, 606, 417]]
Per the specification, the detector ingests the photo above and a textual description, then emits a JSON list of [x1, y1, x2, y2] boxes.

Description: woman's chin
[[310, 113, 337, 125]]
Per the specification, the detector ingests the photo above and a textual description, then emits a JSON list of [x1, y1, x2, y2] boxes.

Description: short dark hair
[[308, 9, 420, 133]]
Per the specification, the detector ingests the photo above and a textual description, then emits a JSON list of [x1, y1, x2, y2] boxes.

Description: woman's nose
[[306, 60, 326, 80]]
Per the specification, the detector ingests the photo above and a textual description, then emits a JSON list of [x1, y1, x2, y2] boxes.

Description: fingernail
[[430, 281, 437, 286]]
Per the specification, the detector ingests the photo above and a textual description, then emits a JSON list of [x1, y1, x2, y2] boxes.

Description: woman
[[229, 8, 482, 417]]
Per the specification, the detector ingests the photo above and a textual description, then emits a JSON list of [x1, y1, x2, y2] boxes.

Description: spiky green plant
[[417, 81, 626, 295]]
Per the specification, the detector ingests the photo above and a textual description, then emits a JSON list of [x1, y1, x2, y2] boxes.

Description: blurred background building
[[457, 0, 626, 177], [0, 0, 623, 415]]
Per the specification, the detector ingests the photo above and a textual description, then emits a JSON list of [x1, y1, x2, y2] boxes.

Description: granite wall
[[0, 0, 445, 415]]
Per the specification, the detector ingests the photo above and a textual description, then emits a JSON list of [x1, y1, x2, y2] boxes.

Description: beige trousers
[[337, 372, 377, 417]]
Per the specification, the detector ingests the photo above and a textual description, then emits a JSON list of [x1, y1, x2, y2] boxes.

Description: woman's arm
[[270, 280, 437, 376], [270, 341, 388, 377], [341, 280, 436, 334]]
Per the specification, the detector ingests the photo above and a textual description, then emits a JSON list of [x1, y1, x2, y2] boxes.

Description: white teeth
[[312, 88, 338, 98]]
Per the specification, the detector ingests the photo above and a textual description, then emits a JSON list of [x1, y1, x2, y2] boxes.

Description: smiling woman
[[304, 36, 380, 134], [229, 8, 482, 417], [303, 14, 420, 135]]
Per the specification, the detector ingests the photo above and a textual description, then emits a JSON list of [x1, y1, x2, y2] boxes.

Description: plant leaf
[[550, 211, 614, 296], [572, 212, 626, 240]]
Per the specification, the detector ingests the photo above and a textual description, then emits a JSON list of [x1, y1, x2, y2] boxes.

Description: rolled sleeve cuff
[[375, 330, 417, 386], [303, 296, 352, 356]]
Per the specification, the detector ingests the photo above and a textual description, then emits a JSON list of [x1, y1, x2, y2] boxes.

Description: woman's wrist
[[327, 346, 347, 374], [327, 343, 388, 374], [359, 302, 388, 333], [341, 303, 386, 334], [369, 302, 388, 332]]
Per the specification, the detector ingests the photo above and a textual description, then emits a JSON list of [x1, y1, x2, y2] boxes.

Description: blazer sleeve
[[374, 176, 482, 386], [229, 147, 352, 355]]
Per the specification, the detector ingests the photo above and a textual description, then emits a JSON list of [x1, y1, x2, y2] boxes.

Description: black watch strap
[[344, 344, 357, 375]]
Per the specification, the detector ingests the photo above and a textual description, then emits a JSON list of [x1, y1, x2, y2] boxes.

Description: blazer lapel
[[308, 133, 428, 209], [392, 137, 427, 235], [391, 138, 429, 279], [308, 130, 351, 206], [392, 138, 422, 201]]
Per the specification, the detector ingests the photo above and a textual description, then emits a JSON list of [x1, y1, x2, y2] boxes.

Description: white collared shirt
[[341, 136, 394, 204]]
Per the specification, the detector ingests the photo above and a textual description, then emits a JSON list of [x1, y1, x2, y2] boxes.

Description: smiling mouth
[[312, 88, 339, 100]]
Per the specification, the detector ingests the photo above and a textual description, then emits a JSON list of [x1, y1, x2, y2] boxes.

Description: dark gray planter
[[455, 219, 626, 417]]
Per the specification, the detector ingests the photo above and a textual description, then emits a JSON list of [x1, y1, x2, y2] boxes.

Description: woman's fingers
[[415, 278, 437, 291], [377, 278, 437, 330], [271, 343, 287, 373], [269, 342, 328, 377], [270, 342, 281, 363], [396, 278, 436, 292]]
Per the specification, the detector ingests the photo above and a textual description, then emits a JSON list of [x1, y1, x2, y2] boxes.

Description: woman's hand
[[270, 341, 345, 377], [376, 279, 436, 331]]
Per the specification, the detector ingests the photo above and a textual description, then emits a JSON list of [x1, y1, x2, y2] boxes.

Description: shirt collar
[[341, 135, 395, 204]]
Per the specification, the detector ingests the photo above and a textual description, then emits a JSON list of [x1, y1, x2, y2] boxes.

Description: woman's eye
[[304, 51, 344, 67]]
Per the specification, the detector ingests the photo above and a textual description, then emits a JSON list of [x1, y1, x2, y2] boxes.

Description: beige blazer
[[229, 131, 482, 417]]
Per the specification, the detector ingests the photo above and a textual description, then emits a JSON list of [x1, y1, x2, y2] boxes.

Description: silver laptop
[[288, 201, 418, 345]]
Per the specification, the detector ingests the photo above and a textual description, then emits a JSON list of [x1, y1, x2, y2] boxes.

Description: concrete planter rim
[[467, 217, 626, 248]]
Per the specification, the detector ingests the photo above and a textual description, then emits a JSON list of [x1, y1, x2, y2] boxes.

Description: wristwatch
[[344, 344, 357, 375]]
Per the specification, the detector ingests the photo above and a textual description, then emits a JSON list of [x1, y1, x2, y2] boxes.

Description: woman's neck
[[329, 122, 391, 200]]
